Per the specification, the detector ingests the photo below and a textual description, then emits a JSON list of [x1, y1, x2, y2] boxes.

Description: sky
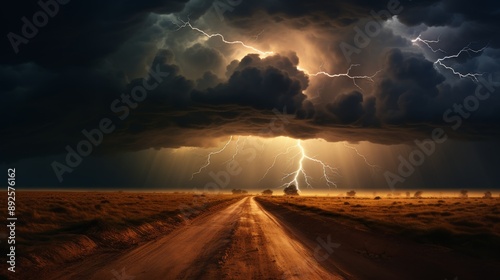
[[1, 0, 500, 193]]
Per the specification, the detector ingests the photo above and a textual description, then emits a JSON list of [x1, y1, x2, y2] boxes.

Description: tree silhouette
[[483, 191, 492, 199], [459, 190, 468, 198], [414, 191, 423, 198], [284, 185, 299, 196], [262, 189, 273, 196]]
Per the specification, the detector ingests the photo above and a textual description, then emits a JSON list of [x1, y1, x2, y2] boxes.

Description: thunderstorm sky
[[1, 0, 500, 192]]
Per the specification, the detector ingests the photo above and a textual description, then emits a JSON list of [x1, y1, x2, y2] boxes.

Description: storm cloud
[[1, 0, 500, 164]]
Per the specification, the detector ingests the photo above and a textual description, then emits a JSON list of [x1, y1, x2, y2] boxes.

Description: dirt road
[[41, 195, 500, 280], [52, 197, 342, 280]]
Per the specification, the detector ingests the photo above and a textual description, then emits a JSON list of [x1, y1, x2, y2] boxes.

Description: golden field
[[1, 191, 499, 279], [257, 195, 500, 258], [258, 196, 500, 234], [0, 191, 242, 276]]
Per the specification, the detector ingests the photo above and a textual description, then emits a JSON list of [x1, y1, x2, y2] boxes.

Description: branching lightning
[[223, 136, 244, 164], [179, 19, 383, 189], [251, 29, 265, 42], [412, 35, 487, 82], [343, 142, 380, 170], [171, 19, 381, 91], [434, 44, 487, 82], [411, 35, 446, 53], [191, 138, 383, 191], [190, 136, 233, 180], [302, 64, 382, 91], [173, 19, 274, 57], [259, 143, 296, 181], [277, 140, 339, 190], [191, 137, 339, 190]]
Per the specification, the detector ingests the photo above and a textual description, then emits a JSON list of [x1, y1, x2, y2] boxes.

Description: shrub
[[262, 189, 273, 196], [414, 191, 423, 198], [483, 191, 492, 199], [346, 190, 356, 197], [231, 189, 248, 195], [459, 190, 468, 198]]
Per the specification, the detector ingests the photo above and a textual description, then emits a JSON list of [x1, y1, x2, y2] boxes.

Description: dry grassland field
[[0, 191, 243, 279], [256, 196, 500, 256], [1, 191, 499, 280], [4, 0, 500, 279], [263, 196, 500, 241]]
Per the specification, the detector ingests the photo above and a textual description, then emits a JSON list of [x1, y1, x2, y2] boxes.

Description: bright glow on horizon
[[168, 136, 389, 191]]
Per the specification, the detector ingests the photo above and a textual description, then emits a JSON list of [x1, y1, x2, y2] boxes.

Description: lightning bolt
[[251, 29, 265, 42], [302, 64, 382, 91], [278, 140, 339, 190], [190, 137, 341, 190], [171, 19, 381, 90], [412, 35, 487, 82], [259, 140, 295, 181], [173, 19, 274, 57], [343, 142, 380, 170], [434, 44, 487, 82], [411, 35, 446, 53], [223, 136, 247, 164], [177, 20, 381, 187], [190, 136, 233, 180]]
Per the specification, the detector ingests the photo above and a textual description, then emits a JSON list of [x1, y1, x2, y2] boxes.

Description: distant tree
[[459, 190, 468, 198], [374, 196, 381, 200], [242, 190, 248, 194], [414, 191, 423, 198], [483, 191, 492, 199], [406, 192, 411, 198], [284, 185, 299, 196], [262, 189, 273, 196], [346, 190, 356, 197]]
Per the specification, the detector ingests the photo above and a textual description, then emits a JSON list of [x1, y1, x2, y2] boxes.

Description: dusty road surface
[[51, 197, 342, 280]]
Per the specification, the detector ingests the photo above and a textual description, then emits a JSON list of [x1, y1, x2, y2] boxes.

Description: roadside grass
[[256, 196, 500, 259], [0, 191, 243, 271]]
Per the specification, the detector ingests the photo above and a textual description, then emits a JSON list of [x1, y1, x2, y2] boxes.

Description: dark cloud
[[193, 54, 308, 112], [326, 91, 365, 124], [181, 43, 226, 77], [195, 71, 222, 90], [398, 0, 500, 27], [225, 0, 392, 27], [2, 0, 500, 166], [0, 0, 189, 67], [375, 48, 445, 123]]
